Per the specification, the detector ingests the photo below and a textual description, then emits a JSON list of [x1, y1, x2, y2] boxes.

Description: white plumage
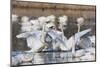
[[16, 31, 44, 52], [88, 35, 95, 47]]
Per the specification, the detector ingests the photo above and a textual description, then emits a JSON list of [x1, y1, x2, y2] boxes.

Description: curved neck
[[77, 24, 80, 32]]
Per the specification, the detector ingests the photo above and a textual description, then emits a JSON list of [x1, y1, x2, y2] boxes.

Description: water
[[11, 51, 73, 65]]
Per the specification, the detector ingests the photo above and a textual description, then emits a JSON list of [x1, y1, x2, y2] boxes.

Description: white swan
[[47, 28, 91, 51]]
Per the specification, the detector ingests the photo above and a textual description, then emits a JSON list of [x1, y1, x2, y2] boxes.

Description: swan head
[[58, 15, 68, 30], [77, 17, 84, 26], [46, 15, 56, 22], [58, 15, 68, 23], [38, 16, 47, 24]]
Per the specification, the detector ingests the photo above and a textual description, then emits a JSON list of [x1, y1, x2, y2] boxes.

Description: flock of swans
[[11, 14, 95, 66]]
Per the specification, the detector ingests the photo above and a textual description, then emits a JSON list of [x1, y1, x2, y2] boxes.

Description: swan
[[16, 17, 48, 64], [76, 17, 93, 50]]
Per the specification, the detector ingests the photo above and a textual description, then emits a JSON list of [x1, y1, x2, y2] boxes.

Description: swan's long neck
[[41, 23, 45, 42], [72, 24, 80, 56], [77, 24, 80, 32], [60, 23, 65, 41]]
